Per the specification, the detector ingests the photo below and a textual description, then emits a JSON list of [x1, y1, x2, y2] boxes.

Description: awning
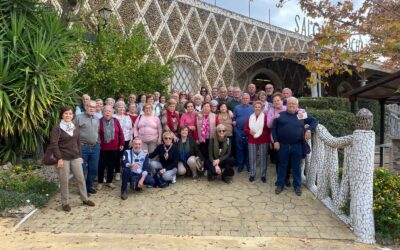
[[345, 70, 400, 104]]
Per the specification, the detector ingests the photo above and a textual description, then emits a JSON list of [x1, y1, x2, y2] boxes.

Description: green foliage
[[0, 1, 79, 164], [0, 170, 58, 211], [300, 97, 381, 135], [373, 168, 400, 243], [307, 108, 356, 137], [299, 97, 350, 112], [76, 25, 173, 99]]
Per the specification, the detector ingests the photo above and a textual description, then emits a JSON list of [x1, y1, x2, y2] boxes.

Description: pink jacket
[[133, 115, 161, 143]]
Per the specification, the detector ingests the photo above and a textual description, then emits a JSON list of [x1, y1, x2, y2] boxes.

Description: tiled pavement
[[20, 167, 355, 240]]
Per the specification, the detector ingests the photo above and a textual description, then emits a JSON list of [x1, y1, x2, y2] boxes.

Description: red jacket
[[99, 118, 125, 150], [244, 114, 270, 144]]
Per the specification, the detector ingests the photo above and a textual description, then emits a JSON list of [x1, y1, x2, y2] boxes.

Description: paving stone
[[19, 166, 355, 240]]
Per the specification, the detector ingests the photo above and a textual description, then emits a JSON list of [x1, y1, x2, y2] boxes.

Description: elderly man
[[216, 86, 232, 105], [247, 83, 258, 104], [74, 100, 100, 194], [227, 86, 234, 98], [272, 97, 317, 196], [211, 87, 219, 100], [76, 94, 90, 115], [282, 88, 293, 106], [233, 93, 253, 173], [121, 138, 155, 200], [153, 91, 160, 104], [227, 87, 242, 111], [265, 84, 274, 103]]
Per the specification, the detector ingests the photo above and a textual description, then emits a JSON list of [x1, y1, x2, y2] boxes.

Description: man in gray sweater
[[74, 100, 100, 194]]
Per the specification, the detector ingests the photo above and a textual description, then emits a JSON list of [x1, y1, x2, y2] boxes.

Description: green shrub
[[0, 170, 58, 211], [299, 97, 350, 112], [308, 109, 356, 137], [373, 168, 400, 243]]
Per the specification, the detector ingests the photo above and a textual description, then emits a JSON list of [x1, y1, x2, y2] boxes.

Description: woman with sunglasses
[[200, 86, 208, 98], [148, 132, 179, 184], [205, 124, 235, 183], [244, 100, 270, 183]]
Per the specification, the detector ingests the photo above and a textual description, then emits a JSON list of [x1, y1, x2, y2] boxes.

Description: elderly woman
[[192, 94, 204, 113], [200, 86, 208, 98], [258, 90, 271, 114], [244, 101, 270, 183], [179, 101, 197, 138], [206, 124, 235, 183], [133, 103, 162, 153], [49, 106, 95, 212], [136, 94, 147, 115], [149, 132, 179, 183], [177, 126, 204, 178], [159, 95, 166, 109], [217, 103, 233, 140], [161, 99, 180, 142], [98, 105, 125, 189], [127, 103, 138, 127], [210, 100, 219, 114], [114, 101, 133, 181], [204, 94, 212, 104], [195, 102, 219, 167], [142, 94, 162, 117], [94, 98, 103, 119]]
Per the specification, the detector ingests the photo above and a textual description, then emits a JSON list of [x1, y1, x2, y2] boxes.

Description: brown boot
[[83, 200, 95, 206], [62, 204, 71, 212]]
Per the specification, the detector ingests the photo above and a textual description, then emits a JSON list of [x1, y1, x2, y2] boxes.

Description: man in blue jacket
[[121, 138, 155, 200], [272, 97, 317, 196], [233, 93, 253, 173]]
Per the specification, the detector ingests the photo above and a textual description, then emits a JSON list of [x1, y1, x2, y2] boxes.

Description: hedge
[[307, 109, 356, 137], [300, 97, 381, 136]]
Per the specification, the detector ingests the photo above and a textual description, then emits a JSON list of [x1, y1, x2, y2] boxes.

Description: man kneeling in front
[[121, 138, 155, 200]]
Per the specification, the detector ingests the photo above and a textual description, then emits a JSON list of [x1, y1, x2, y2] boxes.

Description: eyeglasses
[[164, 137, 172, 140], [88, 106, 96, 108], [217, 130, 225, 132]]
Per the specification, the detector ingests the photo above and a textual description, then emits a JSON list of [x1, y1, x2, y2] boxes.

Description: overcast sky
[[200, 0, 364, 34], [201, 0, 306, 32]]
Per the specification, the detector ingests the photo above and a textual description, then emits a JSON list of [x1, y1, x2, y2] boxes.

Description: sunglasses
[[217, 130, 226, 132], [164, 137, 172, 140]]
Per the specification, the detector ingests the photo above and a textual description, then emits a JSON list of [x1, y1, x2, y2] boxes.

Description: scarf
[[163, 144, 172, 160], [60, 120, 75, 136], [249, 112, 265, 139], [102, 118, 115, 143], [213, 137, 228, 159], [200, 115, 210, 143], [166, 110, 179, 132], [178, 138, 191, 163]]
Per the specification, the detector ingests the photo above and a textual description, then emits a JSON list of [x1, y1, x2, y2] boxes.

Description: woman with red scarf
[[161, 99, 180, 143]]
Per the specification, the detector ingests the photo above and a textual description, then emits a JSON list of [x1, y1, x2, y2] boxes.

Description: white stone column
[[349, 109, 375, 244]]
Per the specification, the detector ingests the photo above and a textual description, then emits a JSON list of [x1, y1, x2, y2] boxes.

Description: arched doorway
[[171, 56, 202, 93], [249, 68, 283, 91]]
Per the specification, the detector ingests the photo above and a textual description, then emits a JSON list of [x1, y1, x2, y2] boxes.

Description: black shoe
[[207, 170, 212, 181], [121, 191, 128, 200], [295, 188, 302, 196], [285, 180, 291, 187], [275, 186, 284, 195], [261, 177, 266, 183], [249, 176, 255, 182], [87, 187, 97, 194]]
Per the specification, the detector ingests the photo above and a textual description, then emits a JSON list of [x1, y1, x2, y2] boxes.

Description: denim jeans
[[121, 167, 155, 192], [234, 128, 249, 172], [276, 143, 302, 189], [81, 143, 100, 190]]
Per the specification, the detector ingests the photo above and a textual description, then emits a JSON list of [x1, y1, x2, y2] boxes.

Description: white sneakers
[[97, 183, 103, 190], [106, 183, 116, 189], [115, 173, 121, 181], [171, 175, 176, 184]]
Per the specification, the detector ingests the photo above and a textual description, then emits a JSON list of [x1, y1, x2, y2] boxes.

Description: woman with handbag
[[48, 106, 95, 212], [177, 126, 204, 179]]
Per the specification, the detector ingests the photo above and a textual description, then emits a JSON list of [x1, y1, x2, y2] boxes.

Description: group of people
[[48, 83, 317, 211]]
